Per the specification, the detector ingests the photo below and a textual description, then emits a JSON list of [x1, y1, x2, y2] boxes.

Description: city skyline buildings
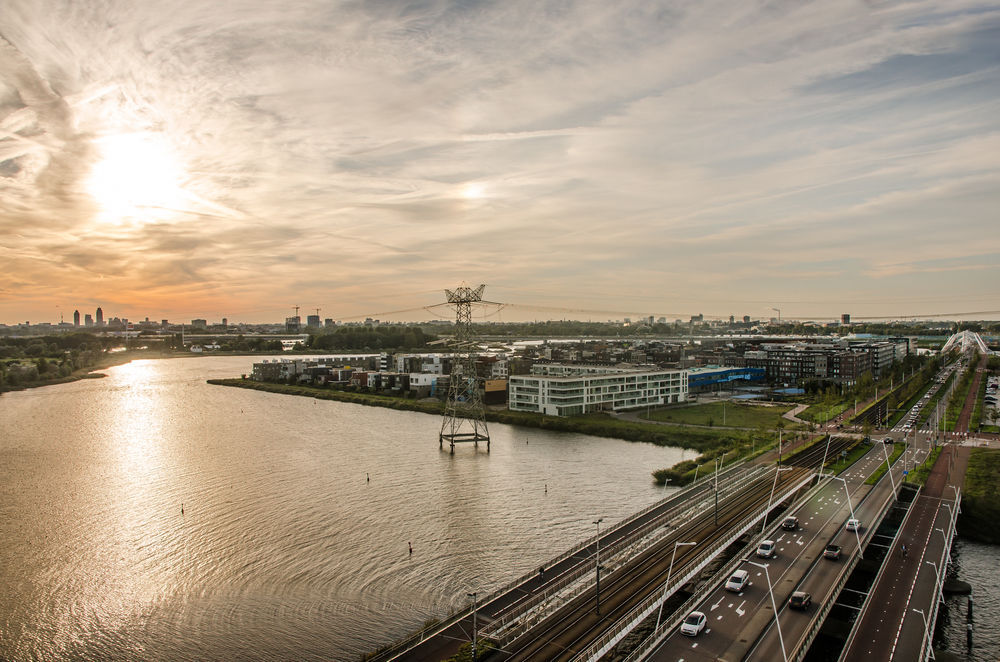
[[1, 2, 999, 325]]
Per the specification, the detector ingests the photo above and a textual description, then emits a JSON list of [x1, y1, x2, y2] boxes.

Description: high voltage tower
[[439, 284, 490, 453]]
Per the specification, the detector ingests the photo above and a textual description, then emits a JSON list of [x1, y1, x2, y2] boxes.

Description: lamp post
[[762, 466, 793, 534], [656, 541, 697, 629], [714, 452, 730, 526], [880, 439, 898, 498], [745, 559, 787, 662], [467, 591, 478, 662], [912, 608, 936, 660], [926, 560, 945, 605], [832, 476, 863, 557], [820, 434, 834, 478], [593, 518, 604, 615]]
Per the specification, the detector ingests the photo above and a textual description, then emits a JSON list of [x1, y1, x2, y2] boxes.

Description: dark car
[[824, 544, 841, 560], [789, 591, 812, 610], [782, 516, 799, 531]]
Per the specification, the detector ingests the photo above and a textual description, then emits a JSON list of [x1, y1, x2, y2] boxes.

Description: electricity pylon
[[439, 284, 490, 453]]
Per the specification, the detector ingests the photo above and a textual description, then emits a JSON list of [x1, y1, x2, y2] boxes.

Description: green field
[[958, 448, 1000, 544], [646, 401, 803, 430], [799, 402, 850, 424]]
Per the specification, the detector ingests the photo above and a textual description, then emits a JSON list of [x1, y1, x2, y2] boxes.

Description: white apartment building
[[509, 364, 688, 417]]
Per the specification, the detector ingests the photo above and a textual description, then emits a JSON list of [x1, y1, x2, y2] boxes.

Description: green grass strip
[[866, 442, 906, 485], [828, 442, 871, 475], [903, 446, 943, 487]]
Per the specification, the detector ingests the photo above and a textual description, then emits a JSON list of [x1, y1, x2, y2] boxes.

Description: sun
[[86, 132, 188, 225], [460, 182, 486, 200]]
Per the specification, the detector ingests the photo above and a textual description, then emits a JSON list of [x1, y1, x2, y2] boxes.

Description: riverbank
[[957, 447, 1000, 544], [208, 378, 758, 455], [0, 351, 149, 393]]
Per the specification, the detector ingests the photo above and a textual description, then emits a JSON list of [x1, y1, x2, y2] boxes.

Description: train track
[[494, 465, 814, 660], [492, 436, 857, 661]]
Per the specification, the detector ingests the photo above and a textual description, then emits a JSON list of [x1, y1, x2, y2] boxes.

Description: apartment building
[[508, 364, 687, 417]]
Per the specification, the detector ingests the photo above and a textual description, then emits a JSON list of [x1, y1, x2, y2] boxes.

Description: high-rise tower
[[73, 310, 80, 326], [96, 307, 104, 326]]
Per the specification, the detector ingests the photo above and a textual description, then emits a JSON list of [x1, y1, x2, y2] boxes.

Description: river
[[0, 356, 694, 661]]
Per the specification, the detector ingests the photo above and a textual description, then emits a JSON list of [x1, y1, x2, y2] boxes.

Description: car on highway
[[823, 544, 841, 560], [789, 591, 812, 610], [725, 569, 750, 592], [782, 516, 799, 531], [846, 518, 861, 531], [680, 610, 707, 636], [757, 540, 776, 558], [883, 437, 894, 444]]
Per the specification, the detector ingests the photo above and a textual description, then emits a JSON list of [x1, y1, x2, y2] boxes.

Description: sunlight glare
[[460, 182, 486, 200], [87, 132, 188, 225]]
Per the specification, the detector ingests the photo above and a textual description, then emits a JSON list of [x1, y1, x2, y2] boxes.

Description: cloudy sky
[[1, 0, 999, 325]]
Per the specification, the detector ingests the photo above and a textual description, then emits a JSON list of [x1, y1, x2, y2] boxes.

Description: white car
[[756, 540, 776, 558], [725, 569, 750, 592], [846, 518, 861, 532], [680, 610, 707, 636]]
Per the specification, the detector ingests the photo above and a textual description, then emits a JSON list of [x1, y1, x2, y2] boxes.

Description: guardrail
[[372, 460, 756, 661], [834, 454, 913, 661], [484, 464, 769, 643], [577, 471, 822, 662], [792, 476, 903, 662], [918, 488, 961, 662]]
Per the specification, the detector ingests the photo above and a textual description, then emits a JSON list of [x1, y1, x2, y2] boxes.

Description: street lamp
[[880, 439, 898, 498], [467, 591, 478, 662], [745, 559, 787, 662], [912, 608, 936, 660], [713, 451, 731, 525], [926, 560, 945, 605], [820, 434, 834, 477], [593, 518, 604, 615], [656, 541, 697, 629], [762, 466, 793, 534], [831, 476, 863, 557]]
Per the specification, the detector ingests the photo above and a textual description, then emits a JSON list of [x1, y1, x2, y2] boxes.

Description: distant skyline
[[2, 1, 999, 325]]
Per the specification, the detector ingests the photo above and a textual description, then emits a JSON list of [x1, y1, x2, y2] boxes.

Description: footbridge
[[940, 329, 989, 355]]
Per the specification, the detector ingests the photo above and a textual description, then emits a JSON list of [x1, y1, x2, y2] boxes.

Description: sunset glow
[[86, 132, 187, 226], [1, 1, 998, 323]]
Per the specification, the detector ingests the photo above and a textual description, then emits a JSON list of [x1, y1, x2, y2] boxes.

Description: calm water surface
[[935, 538, 1000, 661], [0, 356, 693, 660]]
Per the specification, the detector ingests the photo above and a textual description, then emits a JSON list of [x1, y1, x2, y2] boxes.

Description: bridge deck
[[840, 443, 968, 661]]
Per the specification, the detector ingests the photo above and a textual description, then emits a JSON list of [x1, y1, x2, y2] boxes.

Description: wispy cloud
[[1, 0, 998, 322]]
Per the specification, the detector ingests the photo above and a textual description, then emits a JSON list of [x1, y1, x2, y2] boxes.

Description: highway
[[643, 440, 905, 662], [492, 437, 856, 661]]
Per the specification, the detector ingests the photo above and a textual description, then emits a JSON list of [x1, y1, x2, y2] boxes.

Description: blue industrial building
[[687, 366, 765, 392]]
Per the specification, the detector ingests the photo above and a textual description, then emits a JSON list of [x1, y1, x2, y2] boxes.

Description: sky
[[1, 0, 999, 325]]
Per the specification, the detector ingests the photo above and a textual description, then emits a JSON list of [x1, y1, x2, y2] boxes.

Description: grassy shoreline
[[208, 378, 774, 455], [0, 351, 166, 393], [958, 448, 1000, 544]]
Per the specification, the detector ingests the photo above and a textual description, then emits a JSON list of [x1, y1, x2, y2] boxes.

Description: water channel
[[0, 356, 693, 660]]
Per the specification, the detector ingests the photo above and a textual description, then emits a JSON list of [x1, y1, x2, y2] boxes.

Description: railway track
[[495, 465, 814, 661], [492, 436, 857, 660]]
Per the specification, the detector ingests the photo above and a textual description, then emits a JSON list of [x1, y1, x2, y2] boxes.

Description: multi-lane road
[[643, 441, 902, 662]]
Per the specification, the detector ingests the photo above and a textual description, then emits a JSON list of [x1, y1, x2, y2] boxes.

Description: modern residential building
[[508, 364, 687, 417]]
